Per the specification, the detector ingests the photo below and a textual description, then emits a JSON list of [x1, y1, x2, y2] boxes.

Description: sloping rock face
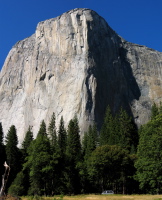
[[0, 8, 162, 143]]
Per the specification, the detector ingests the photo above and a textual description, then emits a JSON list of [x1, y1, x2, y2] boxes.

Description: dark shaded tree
[[87, 124, 98, 154], [8, 171, 26, 196], [151, 102, 159, 120], [100, 106, 120, 146], [37, 120, 47, 137], [24, 134, 52, 195], [66, 116, 82, 194], [21, 126, 33, 160], [118, 108, 138, 152], [0, 122, 6, 189], [18, 126, 34, 195], [82, 132, 88, 157], [48, 113, 61, 195], [5, 125, 21, 189], [55, 116, 67, 194], [82, 124, 98, 164], [58, 116, 67, 158], [81, 124, 99, 193], [48, 113, 57, 147], [66, 116, 82, 163], [87, 145, 130, 194], [135, 113, 162, 194], [100, 106, 115, 145]]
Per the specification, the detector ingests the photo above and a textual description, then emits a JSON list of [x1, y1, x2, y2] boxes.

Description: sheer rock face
[[0, 8, 162, 143]]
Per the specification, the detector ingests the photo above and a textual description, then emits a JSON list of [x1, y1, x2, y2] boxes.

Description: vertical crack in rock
[[85, 68, 93, 114]]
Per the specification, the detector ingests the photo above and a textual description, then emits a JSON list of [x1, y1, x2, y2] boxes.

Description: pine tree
[[100, 105, 119, 146], [20, 126, 34, 194], [88, 124, 98, 151], [81, 124, 99, 193], [22, 126, 33, 150], [87, 145, 129, 193], [22, 126, 33, 159], [135, 113, 162, 194], [24, 134, 52, 195], [37, 120, 47, 137], [48, 113, 57, 147], [48, 113, 61, 194], [159, 102, 162, 114], [118, 107, 138, 152], [55, 116, 67, 194], [0, 122, 5, 189], [8, 171, 26, 196], [66, 116, 82, 194], [66, 116, 81, 163], [151, 102, 159, 120], [58, 116, 67, 158], [83, 124, 98, 160], [82, 131, 88, 158], [5, 125, 21, 188]]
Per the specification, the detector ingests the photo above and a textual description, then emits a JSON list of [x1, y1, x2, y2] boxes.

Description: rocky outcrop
[[0, 8, 162, 143]]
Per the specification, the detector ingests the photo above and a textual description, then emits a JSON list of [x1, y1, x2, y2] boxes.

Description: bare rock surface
[[0, 8, 162, 143]]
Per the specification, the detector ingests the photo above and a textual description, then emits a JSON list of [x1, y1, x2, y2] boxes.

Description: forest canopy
[[0, 104, 162, 195]]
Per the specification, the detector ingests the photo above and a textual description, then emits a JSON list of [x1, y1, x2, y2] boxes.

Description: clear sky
[[0, 0, 162, 69]]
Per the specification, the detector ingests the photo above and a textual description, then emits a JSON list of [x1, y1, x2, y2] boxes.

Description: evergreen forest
[[0, 104, 162, 196]]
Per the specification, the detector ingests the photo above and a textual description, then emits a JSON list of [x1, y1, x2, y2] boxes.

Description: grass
[[22, 194, 162, 200]]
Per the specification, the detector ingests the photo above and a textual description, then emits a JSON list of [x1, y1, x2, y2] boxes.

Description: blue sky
[[0, 0, 162, 69]]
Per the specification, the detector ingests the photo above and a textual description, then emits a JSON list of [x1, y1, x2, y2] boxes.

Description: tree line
[[0, 104, 162, 195]]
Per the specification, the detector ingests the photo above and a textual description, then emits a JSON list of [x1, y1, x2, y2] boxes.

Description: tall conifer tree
[[81, 124, 98, 193], [16, 126, 34, 194], [0, 122, 5, 188], [66, 116, 81, 163], [100, 106, 119, 146], [48, 113, 57, 148], [48, 113, 61, 194], [135, 113, 162, 194], [118, 108, 138, 152], [5, 125, 20, 188], [83, 124, 98, 160], [22, 126, 33, 159], [82, 132, 88, 158], [58, 116, 67, 158], [55, 116, 67, 194], [151, 102, 159, 120], [24, 132, 52, 195], [37, 120, 47, 137], [66, 116, 82, 194]]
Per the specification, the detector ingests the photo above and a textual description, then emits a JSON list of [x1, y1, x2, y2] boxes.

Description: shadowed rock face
[[0, 8, 162, 143]]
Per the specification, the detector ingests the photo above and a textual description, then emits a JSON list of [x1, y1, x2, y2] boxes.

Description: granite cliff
[[1, 8, 162, 143]]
